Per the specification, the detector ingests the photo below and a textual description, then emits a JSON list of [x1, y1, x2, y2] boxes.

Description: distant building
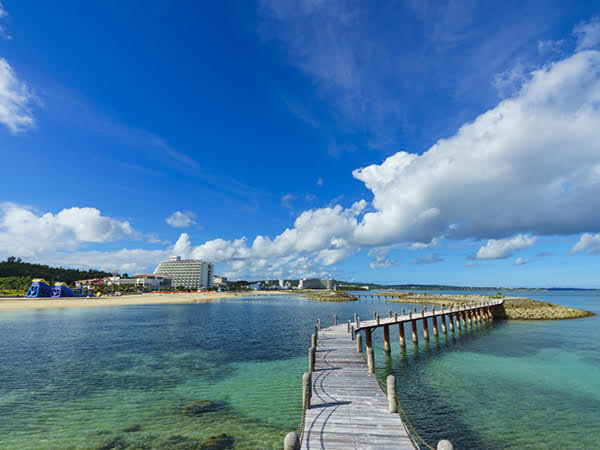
[[154, 256, 214, 289], [74, 278, 106, 288], [132, 274, 172, 290], [299, 278, 337, 290], [213, 275, 228, 286], [105, 277, 137, 287]]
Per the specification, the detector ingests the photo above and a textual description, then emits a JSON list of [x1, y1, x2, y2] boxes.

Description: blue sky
[[1, 1, 600, 287]]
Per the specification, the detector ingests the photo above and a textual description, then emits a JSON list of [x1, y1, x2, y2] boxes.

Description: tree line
[[0, 257, 113, 286]]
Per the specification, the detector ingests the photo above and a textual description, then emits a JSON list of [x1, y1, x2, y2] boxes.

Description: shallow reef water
[[0, 291, 598, 449]]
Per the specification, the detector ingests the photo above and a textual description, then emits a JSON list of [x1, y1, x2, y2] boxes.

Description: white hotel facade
[[154, 256, 214, 290]]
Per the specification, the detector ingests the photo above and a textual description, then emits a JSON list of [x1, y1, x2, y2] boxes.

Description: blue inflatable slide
[[25, 279, 86, 298], [25, 279, 54, 298]]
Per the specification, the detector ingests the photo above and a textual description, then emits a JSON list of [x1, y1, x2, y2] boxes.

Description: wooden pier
[[288, 300, 504, 450], [301, 324, 415, 449]]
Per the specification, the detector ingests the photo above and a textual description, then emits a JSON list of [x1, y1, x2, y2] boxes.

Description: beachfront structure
[[299, 278, 337, 290], [154, 256, 214, 290], [213, 275, 228, 286], [76, 275, 172, 290], [132, 274, 172, 289]]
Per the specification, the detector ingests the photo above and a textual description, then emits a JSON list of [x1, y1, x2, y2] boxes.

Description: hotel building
[[154, 256, 214, 289]]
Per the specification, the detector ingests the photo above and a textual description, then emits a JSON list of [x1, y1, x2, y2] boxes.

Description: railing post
[[302, 372, 311, 410], [317, 318, 321, 330], [284, 432, 300, 450], [347, 320, 351, 333], [376, 314, 380, 325], [354, 312, 358, 326], [311, 333, 317, 348], [356, 333, 363, 353], [367, 347, 375, 373], [333, 314, 337, 326], [308, 346, 315, 372], [437, 440, 454, 450], [356, 315, 360, 328], [373, 311, 377, 320], [387, 375, 398, 413]]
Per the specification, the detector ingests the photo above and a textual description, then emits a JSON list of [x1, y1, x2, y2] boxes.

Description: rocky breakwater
[[386, 292, 593, 320], [302, 290, 355, 302]]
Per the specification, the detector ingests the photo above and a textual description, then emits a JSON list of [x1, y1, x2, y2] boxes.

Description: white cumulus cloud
[[475, 235, 537, 260], [166, 211, 196, 228], [0, 58, 36, 133], [570, 233, 600, 255], [0, 203, 138, 260], [352, 50, 600, 247]]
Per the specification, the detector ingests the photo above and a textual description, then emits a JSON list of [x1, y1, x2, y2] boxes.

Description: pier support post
[[302, 372, 311, 410], [394, 312, 398, 321], [449, 313, 455, 333], [367, 347, 375, 373], [356, 333, 363, 353], [308, 346, 315, 372], [441, 314, 447, 334], [466, 311, 472, 327], [423, 313, 429, 341], [387, 375, 398, 413], [365, 328, 372, 351], [398, 322, 405, 348], [437, 440, 454, 450], [411, 318, 418, 344], [284, 432, 300, 450], [311, 333, 317, 348], [432, 311, 439, 337], [383, 325, 391, 354]]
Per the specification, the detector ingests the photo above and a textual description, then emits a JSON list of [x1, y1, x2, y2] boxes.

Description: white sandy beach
[[0, 291, 287, 311]]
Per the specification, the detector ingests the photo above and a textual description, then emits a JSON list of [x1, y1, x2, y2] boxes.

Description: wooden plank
[[301, 325, 415, 450]]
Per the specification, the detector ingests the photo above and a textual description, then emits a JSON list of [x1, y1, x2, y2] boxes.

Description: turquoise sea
[[0, 290, 598, 449]]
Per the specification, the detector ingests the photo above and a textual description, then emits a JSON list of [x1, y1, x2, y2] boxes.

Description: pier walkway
[[297, 300, 504, 449], [301, 324, 415, 449]]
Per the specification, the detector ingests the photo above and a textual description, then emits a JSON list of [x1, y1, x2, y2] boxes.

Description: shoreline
[[0, 291, 289, 311]]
